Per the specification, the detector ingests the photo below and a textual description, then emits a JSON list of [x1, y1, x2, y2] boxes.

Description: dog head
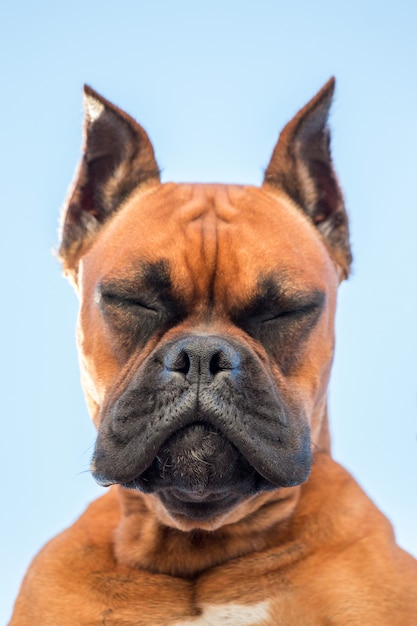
[[59, 79, 351, 531]]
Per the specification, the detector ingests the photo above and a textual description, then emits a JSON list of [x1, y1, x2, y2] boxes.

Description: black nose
[[163, 336, 241, 382]]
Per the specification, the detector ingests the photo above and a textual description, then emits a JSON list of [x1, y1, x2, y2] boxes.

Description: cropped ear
[[263, 78, 351, 278], [59, 86, 160, 272]]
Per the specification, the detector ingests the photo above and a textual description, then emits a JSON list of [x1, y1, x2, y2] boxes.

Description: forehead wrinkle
[[174, 186, 221, 308], [178, 185, 245, 315]]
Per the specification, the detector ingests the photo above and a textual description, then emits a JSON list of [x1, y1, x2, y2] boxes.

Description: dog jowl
[[10, 80, 417, 625]]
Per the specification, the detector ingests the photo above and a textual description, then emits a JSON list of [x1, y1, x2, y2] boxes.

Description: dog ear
[[263, 78, 351, 278], [59, 86, 160, 272]]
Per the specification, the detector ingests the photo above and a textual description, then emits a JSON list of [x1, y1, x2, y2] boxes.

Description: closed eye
[[92, 262, 187, 358], [101, 292, 158, 314], [261, 302, 322, 324]]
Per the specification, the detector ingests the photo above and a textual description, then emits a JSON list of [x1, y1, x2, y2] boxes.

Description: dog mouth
[[157, 488, 243, 521], [166, 488, 233, 503], [106, 422, 275, 520], [92, 404, 312, 523]]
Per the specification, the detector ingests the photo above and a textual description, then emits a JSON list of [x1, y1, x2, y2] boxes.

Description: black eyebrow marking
[[232, 275, 325, 323], [99, 259, 172, 298], [99, 259, 187, 315]]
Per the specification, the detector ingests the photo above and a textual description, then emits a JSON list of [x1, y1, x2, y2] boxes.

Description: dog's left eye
[[261, 303, 318, 324], [233, 292, 325, 373]]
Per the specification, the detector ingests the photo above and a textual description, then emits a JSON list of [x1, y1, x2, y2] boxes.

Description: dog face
[[59, 79, 351, 530]]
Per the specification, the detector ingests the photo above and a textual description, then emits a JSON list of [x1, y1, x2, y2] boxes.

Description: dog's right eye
[[97, 291, 162, 355], [100, 292, 158, 315]]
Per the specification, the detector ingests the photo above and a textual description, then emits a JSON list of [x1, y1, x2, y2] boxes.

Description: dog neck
[[113, 484, 302, 578]]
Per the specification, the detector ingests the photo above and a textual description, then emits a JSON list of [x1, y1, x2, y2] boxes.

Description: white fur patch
[[173, 601, 270, 625], [84, 93, 105, 122]]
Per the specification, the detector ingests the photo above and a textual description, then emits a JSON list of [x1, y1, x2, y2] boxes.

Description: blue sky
[[2, 1, 417, 621]]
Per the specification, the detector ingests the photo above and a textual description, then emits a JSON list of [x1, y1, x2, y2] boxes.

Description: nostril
[[168, 349, 190, 375], [209, 350, 233, 375]]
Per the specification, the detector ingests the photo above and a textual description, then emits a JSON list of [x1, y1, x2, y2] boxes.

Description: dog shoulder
[[10, 491, 119, 624]]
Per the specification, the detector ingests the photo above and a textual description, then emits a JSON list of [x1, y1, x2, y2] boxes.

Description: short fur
[[10, 79, 417, 625]]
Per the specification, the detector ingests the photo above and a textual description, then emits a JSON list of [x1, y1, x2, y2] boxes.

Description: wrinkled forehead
[[79, 182, 338, 306]]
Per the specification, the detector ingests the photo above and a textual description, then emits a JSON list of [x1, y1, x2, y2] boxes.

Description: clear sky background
[[1, 1, 417, 622]]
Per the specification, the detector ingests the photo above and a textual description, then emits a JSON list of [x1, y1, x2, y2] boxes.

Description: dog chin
[[124, 465, 278, 530], [145, 489, 257, 532], [154, 489, 245, 529]]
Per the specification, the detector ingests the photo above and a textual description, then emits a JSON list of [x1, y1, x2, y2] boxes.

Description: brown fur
[[10, 80, 417, 625]]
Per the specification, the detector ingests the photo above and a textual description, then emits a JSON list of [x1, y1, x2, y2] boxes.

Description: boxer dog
[[10, 79, 417, 625]]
